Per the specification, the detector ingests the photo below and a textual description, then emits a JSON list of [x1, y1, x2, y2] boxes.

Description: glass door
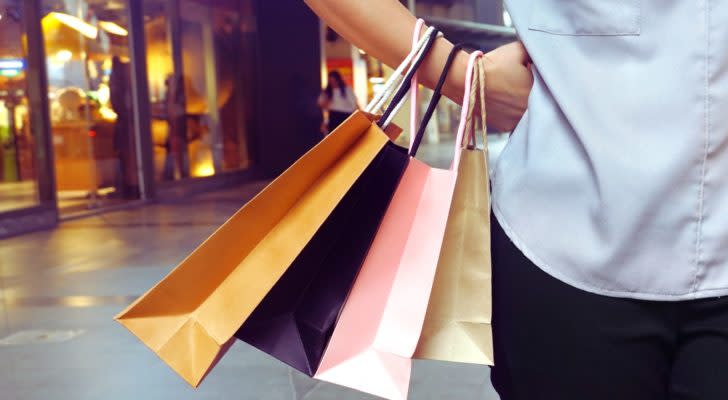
[[143, 0, 179, 182], [179, 0, 255, 177], [0, 0, 41, 213], [41, 0, 139, 214], [144, 0, 255, 183]]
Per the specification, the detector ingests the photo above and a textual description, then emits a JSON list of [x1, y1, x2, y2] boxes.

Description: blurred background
[[1, 0, 515, 399]]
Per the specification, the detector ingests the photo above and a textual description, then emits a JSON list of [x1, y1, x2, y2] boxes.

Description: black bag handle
[[409, 42, 480, 157], [377, 28, 440, 128]]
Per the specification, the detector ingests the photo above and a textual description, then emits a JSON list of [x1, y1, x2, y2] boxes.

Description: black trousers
[[490, 216, 728, 400]]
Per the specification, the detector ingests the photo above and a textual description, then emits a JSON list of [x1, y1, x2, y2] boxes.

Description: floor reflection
[[3, 295, 139, 308]]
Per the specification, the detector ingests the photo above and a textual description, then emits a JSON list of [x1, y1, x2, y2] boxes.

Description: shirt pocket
[[528, 0, 641, 36]]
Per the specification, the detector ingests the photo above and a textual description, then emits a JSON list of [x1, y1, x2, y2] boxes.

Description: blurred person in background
[[318, 70, 358, 134], [163, 73, 189, 180], [109, 56, 137, 198], [306, 1, 728, 399]]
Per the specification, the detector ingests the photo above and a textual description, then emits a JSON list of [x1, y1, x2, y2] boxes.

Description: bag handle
[[409, 43, 469, 156], [364, 25, 436, 116], [450, 51, 483, 170], [408, 45, 482, 170], [463, 57, 488, 151], [409, 19, 425, 148], [377, 27, 440, 129]]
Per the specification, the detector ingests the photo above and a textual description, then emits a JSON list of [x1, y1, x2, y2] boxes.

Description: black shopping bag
[[233, 26, 439, 376], [235, 140, 408, 374]]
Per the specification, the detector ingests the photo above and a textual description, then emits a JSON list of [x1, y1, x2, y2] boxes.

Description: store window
[[144, 0, 256, 183], [41, 0, 139, 213], [0, 1, 40, 213]]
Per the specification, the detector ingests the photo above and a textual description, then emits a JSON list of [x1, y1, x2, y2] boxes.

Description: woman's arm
[[304, 0, 533, 132]]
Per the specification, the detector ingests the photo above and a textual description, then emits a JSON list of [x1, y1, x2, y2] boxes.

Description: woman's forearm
[[304, 0, 469, 105], [305, 0, 533, 132]]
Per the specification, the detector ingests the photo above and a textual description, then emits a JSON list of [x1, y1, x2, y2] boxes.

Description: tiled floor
[[0, 137, 508, 400]]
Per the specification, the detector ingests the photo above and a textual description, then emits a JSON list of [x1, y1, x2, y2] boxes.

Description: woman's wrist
[[417, 38, 470, 106]]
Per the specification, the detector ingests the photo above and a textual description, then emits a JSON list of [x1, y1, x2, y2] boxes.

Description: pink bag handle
[[463, 56, 488, 151], [451, 51, 483, 171], [410, 19, 425, 148]]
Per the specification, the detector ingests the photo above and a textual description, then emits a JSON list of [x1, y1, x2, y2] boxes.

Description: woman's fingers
[[482, 41, 534, 132]]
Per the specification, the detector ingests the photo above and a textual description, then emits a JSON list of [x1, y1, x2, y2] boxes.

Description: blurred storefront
[[0, 0, 323, 237]]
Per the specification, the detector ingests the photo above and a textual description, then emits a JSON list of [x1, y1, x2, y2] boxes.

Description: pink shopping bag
[[315, 51, 483, 400]]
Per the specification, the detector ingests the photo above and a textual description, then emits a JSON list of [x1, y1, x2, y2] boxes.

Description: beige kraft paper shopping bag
[[414, 57, 494, 365]]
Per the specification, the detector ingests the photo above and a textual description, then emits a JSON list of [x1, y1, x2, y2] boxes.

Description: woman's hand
[[482, 41, 533, 132]]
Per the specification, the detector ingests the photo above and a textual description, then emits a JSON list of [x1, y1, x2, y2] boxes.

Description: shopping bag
[[315, 50, 484, 400], [414, 55, 494, 365], [234, 26, 439, 376], [234, 141, 408, 374], [114, 109, 390, 388]]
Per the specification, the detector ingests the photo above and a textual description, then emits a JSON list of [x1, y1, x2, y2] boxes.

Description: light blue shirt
[[494, 0, 728, 300]]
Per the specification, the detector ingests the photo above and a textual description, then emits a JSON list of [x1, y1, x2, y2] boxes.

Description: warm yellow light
[[87, 59, 99, 79], [62, 296, 97, 308], [101, 58, 112, 71], [50, 12, 98, 39], [194, 162, 215, 177], [97, 83, 110, 104], [55, 49, 73, 63], [99, 21, 128, 36], [99, 107, 117, 121]]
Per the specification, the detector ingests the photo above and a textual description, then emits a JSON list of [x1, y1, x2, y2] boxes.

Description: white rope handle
[[369, 26, 436, 115], [379, 29, 440, 130], [409, 19, 425, 147], [364, 26, 436, 114]]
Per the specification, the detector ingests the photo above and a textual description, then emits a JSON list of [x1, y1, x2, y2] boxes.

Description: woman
[[306, 1, 728, 399], [318, 70, 359, 133]]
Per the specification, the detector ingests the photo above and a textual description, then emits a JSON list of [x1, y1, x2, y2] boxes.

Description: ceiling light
[[99, 21, 128, 36], [56, 49, 73, 63], [50, 12, 98, 39]]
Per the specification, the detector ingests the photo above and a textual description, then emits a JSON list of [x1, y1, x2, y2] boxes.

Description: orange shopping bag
[[115, 111, 389, 387]]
